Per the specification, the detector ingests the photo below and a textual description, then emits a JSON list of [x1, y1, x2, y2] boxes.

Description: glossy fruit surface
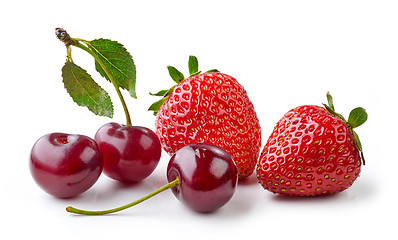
[[167, 143, 238, 212], [257, 104, 365, 196], [30, 133, 103, 198], [95, 122, 161, 183], [156, 72, 261, 178]]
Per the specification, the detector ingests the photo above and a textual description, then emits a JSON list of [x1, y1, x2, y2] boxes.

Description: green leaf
[[62, 61, 113, 118], [167, 66, 184, 83], [188, 56, 199, 75], [88, 39, 137, 98], [348, 107, 368, 128]]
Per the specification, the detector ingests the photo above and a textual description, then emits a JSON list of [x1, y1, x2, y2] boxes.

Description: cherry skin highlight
[[167, 143, 238, 213], [95, 122, 161, 183], [66, 143, 238, 215], [30, 133, 103, 198]]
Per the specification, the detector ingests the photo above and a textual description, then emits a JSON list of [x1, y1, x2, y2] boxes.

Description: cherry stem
[[66, 177, 180, 215], [56, 28, 132, 125], [55, 28, 132, 126], [73, 41, 132, 126]]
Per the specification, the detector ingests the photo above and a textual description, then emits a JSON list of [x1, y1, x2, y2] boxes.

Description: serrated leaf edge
[[87, 39, 137, 98], [62, 61, 114, 118]]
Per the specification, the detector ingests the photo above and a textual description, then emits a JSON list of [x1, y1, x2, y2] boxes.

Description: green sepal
[[188, 55, 199, 75], [61, 61, 114, 118], [323, 92, 367, 165], [148, 85, 176, 115], [323, 92, 345, 121], [348, 107, 367, 165], [326, 91, 335, 112], [348, 107, 368, 129], [149, 56, 217, 115], [322, 103, 335, 116], [167, 66, 185, 83], [352, 130, 365, 165], [149, 89, 169, 96], [205, 69, 219, 73], [148, 97, 167, 115]]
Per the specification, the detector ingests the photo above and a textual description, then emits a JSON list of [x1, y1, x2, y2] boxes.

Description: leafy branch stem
[[72, 40, 132, 126]]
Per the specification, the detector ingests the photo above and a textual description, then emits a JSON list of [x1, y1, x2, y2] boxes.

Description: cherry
[[94, 122, 162, 183], [66, 143, 238, 214], [30, 133, 103, 198], [167, 143, 238, 212]]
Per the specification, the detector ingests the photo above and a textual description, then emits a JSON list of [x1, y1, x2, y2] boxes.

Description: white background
[[1, 0, 396, 239]]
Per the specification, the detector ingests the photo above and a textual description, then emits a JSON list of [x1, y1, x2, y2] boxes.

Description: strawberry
[[256, 92, 367, 196], [149, 56, 262, 178]]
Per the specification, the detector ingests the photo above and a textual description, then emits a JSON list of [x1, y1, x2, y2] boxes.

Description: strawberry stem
[[66, 177, 180, 215]]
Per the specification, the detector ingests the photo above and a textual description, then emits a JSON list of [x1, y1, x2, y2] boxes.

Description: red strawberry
[[149, 56, 261, 178], [256, 92, 367, 196]]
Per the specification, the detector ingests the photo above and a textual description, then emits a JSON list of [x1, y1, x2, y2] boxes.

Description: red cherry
[[66, 143, 238, 215], [94, 122, 162, 183], [30, 133, 103, 198], [167, 143, 238, 212]]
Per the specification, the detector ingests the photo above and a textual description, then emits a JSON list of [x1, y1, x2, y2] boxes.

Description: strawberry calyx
[[148, 56, 218, 115], [322, 92, 368, 165], [148, 85, 176, 115]]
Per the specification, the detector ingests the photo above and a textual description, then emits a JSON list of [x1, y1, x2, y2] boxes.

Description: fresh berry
[[149, 56, 261, 178], [167, 143, 238, 212], [30, 133, 103, 198], [66, 143, 238, 214], [94, 122, 162, 183], [256, 92, 367, 196]]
